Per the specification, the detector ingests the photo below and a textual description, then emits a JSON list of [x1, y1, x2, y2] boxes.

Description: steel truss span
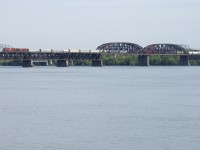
[[143, 44, 185, 54], [96, 42, 143, 54], [0, 52, 101, 60]]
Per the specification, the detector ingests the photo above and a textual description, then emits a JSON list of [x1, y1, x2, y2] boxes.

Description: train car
[[188, 51, 200, 55], [69, 49, 81, 53], [79, 50, 101, 53], [78, 50, 90, 53], [29, 48, 40, 52], [176, 51, 184, 54], [40, 49, 53, 52], [62, 49, 70, 53], [89, 50, 101, 53], [2, 48, 29, 52], [48, 49, 62, 53]]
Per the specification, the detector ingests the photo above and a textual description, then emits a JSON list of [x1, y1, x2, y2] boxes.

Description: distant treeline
[[101, 54, 200, 66], [0, 60, 15, 66], [1, 54, 200, 66]]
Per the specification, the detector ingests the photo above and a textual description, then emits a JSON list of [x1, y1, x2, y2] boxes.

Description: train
[[2, 48, 53, 53], [2, 48, 29, 52], [2, 48, 101, 53]]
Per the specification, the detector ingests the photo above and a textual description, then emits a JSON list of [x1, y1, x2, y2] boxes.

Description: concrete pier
[[48, 59, 53, 66], [22, 60, 33, 67], [92, 60, 103, 66], [137, 55, 149, 66], [57, 60, 69, 67], [33, 61, 48, 66], [180, 55, 190, 66]]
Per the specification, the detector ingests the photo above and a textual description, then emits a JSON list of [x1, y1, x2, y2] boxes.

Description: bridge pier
[[92, 60, 103, 66], [137, 55, 149, 66], [22, 59, 33, 67], [180, 55, 190, 66], [57, 60, 69, 67], [33, 61, 48, 66], [48, 59, 53, 66]]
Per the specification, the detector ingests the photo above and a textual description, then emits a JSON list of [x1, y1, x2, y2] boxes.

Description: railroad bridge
[[0, 43, 103, 67], [97, 42, 200, 66], [1, 42, 200, 67], [0, 51, 102, 67]]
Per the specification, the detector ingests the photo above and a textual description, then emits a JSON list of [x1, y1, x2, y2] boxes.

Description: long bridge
[[0, 51, 102, 67], [0, 42, 200, 67], [97, 42, 200, 66]]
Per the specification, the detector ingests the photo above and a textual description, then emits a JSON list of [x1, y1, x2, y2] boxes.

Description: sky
[[0, 0, 200, 49]]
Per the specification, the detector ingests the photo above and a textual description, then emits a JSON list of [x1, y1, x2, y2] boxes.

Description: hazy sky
[[0, 0, 200, 49]]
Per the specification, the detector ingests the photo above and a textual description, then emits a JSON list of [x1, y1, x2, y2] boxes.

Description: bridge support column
[[137, 55, 149, 66], [22, 60, 33, 67], [33, 61, 48, 66], [92, 60, 103, 67], [180, 55, 190, 66], [57, 60, 69, 67], [48, 59, 53, 66]]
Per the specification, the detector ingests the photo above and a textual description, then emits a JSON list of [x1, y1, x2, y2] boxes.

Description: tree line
[[101, 54, 200, 66]]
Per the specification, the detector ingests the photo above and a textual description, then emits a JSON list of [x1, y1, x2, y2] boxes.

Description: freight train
[[2, 48, 53, 53], [2, 48, 101, 53]]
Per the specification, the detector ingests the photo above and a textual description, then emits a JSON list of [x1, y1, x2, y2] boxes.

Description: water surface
[[0, 66, 200, 150]]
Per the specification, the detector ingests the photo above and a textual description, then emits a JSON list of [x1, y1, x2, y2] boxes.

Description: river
[[0, 66, 200, 150]]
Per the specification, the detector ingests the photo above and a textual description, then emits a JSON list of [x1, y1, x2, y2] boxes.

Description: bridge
[[97, 42, 200, 66], [0, 51, 102, 67], [1, 42, 200, 67]]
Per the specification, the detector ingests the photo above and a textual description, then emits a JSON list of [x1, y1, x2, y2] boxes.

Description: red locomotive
[[2, 48, 29, 52]]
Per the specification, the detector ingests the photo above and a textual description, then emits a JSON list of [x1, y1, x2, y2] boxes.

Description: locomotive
[[2, 48, 29, 52]]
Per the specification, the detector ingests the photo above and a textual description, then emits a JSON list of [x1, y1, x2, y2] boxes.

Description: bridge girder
[[143, 44, 185, 54], [96, 42, 143, 54]]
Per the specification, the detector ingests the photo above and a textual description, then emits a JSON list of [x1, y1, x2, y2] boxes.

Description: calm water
[[0, 66, 200, 150]]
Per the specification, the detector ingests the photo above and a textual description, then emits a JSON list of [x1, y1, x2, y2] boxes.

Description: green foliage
[[101, 54, 137, 65], [73, 60, 91, 66], [190, 60, 200, 65], [102, 54, 181, 66], [0, 60, 13, 66], [150, 56, 179, 65]]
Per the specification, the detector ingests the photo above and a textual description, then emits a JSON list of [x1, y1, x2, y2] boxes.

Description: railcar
[[188, 51, 200, 55], [69, 49, 81, 53], [176, 51, 184, 54], [29, 48, 40, 52], [2, 47, 29, 52], [62, 49, 70, 52], [39, 49, 53, 52]]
